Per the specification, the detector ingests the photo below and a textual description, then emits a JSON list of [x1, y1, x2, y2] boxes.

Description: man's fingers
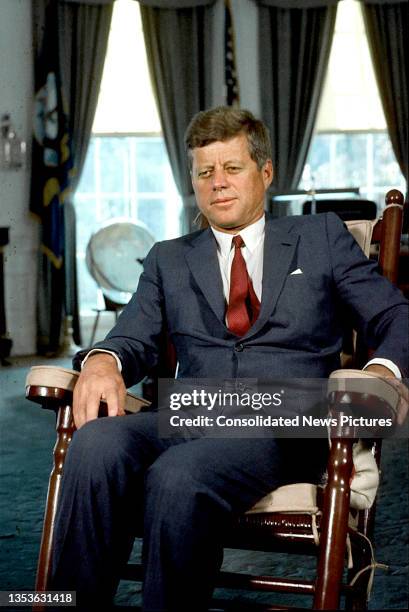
[[73, 376, 126, 428], [105, 388, 126, 418], [84, 391, 101, 426], [73, 383, 100, 429]]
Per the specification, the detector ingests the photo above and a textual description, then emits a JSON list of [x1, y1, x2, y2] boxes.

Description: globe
[[86, 218, 156, 306]]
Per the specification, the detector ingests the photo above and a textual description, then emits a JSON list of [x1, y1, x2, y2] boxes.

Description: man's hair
[[185, 106, 272, 170]]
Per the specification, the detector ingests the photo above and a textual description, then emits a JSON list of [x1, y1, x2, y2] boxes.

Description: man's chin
[[207, 212, 240, 228], [209, 220, 244, 233]]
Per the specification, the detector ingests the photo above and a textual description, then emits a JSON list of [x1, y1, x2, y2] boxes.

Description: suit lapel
[[245, 215, 299, 338], [185, 229, 226, 323]]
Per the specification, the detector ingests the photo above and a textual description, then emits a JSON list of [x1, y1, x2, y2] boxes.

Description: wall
[[0, 0, 38, 356]]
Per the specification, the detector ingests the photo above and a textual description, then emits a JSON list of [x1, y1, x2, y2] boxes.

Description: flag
[[225, 0, 240, 107], [30, 2, 74, 353]]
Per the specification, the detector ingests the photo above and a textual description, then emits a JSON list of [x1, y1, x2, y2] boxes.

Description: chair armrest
[[25, 365, 151, 414], [327, 369, 401, 437]]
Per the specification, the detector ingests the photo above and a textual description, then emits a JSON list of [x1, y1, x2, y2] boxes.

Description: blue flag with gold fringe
[[30, 2, 73, 353]]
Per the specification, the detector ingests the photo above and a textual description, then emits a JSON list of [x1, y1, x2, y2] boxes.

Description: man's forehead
[[192, 134, 251, 163]]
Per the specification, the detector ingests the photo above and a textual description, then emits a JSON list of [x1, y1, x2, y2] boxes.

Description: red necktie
[[226, 235, 261, 336]]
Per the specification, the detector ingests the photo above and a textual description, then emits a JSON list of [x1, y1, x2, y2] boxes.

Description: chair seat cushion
[[246, 439, 379, 515], [25, 366, 150, 414], [246, 483, 319, 514]]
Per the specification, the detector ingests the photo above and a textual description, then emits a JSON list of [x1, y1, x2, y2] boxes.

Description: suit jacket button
[[235, 343, 244, 352]]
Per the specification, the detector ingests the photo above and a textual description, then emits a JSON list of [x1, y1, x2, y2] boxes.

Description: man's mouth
[[212, 197, 236, 205]]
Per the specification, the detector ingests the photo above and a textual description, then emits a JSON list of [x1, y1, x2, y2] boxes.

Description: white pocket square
[[290, 268, 303, 275]]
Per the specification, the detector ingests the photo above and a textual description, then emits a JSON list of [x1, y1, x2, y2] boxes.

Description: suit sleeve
[[325, 212, 409, 377], [73, 242, 165, 387]]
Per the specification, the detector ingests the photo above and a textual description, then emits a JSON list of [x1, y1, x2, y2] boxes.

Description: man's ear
[[262, 159, 273, 189]]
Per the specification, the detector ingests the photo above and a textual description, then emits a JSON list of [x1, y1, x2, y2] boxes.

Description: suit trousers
[[50, 412, 327, 611]]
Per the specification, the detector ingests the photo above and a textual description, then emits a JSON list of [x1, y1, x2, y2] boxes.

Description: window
[[299, 0, 405, 211], [74, 0, 182, 314]]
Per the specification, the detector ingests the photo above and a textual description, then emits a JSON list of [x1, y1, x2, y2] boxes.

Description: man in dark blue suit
[[51, 107, 408, 611]]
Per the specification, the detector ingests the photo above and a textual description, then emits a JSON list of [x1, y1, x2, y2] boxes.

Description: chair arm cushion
[[328, 369, 401, 418], [25, 365, 151, 414]]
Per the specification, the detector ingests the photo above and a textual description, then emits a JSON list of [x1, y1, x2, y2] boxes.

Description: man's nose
[[212, 167, 228, 190]]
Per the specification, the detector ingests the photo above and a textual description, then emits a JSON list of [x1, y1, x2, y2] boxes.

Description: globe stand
[[61, 315, 81, 357], [89, 294, 124, 346]]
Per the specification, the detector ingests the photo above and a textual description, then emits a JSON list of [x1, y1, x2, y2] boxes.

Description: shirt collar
[[211, 215, 265, 258]]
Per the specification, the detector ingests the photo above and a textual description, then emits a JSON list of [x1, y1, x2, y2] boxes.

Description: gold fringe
[[40, 244, 63, 269]]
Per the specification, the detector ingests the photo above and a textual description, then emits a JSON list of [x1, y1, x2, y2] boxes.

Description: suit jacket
[[74, 213, 408, 386]]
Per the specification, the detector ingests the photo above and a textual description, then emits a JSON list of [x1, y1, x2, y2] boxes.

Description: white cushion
[[246, 443, 379, 515], [350, 440, 379, 510], [25, 366, 150, 414], [246, 483, 318, 514], [345, 219, 376, 256], [328, 368, 401, 416]]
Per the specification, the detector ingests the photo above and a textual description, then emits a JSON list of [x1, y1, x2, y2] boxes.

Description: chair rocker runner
[[25, 189, 405, 611]]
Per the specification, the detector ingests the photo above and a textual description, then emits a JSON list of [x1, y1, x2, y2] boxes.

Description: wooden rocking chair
[[26, 189, 406, 610]]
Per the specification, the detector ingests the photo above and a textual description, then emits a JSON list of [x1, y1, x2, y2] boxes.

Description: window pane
[[373, 133, 402, 187], [335, 134, 366, 186], [135, 138, 167, 193], [75, 197, 98, 250], [99, 138, 128, 193], [77, 255, 99, 311], [138, 198, 167, 239], [306, 135, 331, 188], [99, 196, 130, 222]]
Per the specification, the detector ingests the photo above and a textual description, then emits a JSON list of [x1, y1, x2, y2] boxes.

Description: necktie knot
[[232, 235, 245, 250]]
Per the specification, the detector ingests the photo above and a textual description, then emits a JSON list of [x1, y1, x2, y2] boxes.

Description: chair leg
[[313, 439, 354, 609], [35, 405, 75, 595]]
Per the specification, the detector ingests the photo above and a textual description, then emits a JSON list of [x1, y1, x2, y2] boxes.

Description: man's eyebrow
[[197, 159, 244, 168]]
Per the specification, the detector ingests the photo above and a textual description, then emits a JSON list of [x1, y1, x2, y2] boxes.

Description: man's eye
[[227, 166, 241, 173], [198, 170, 211, 178]]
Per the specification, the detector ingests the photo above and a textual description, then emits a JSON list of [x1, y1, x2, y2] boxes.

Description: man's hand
[[365, 364, 408, 425], [73, 353, 126, 429]]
